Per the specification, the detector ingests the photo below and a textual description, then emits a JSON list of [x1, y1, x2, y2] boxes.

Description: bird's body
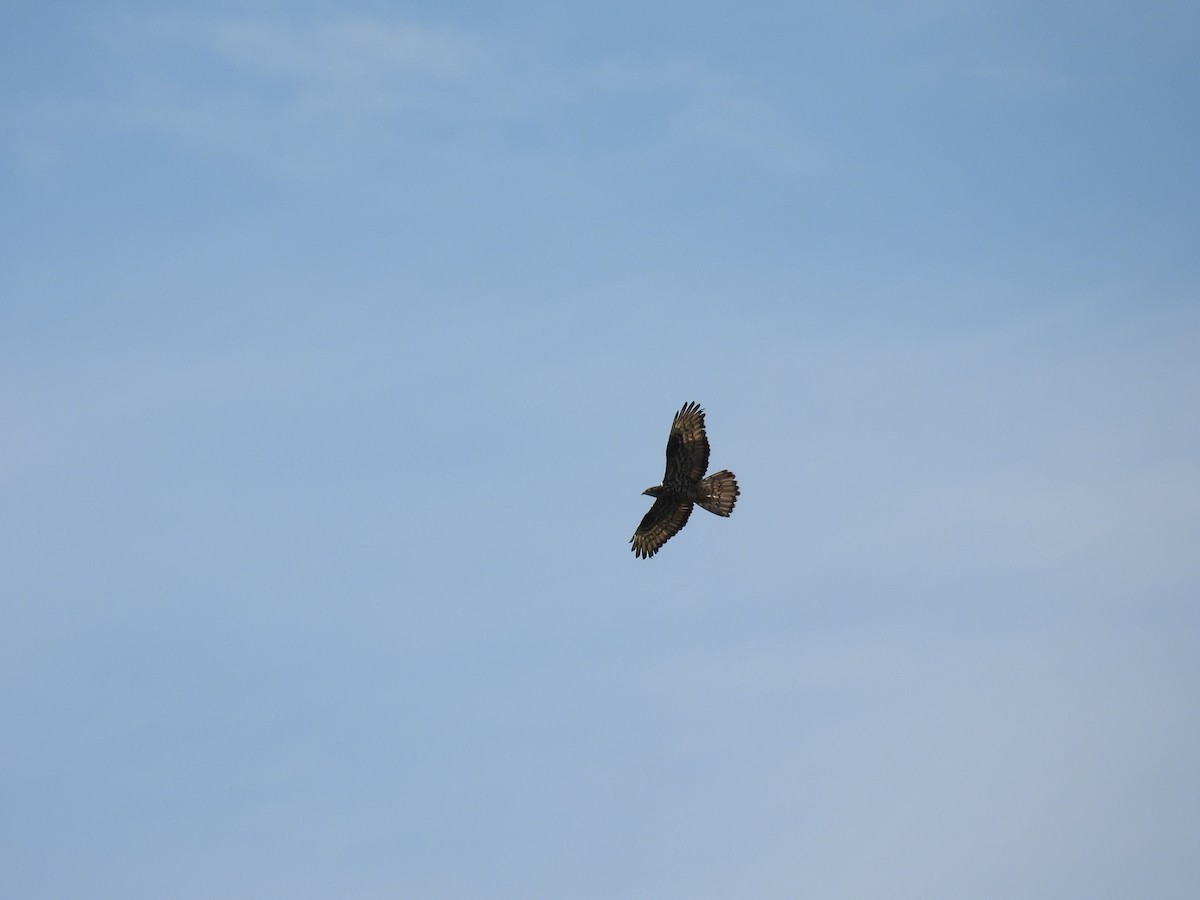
[[631, 401, 739, 558]]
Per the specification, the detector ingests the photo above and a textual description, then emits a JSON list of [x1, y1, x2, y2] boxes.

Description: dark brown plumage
[[631, 401, 739, 559]]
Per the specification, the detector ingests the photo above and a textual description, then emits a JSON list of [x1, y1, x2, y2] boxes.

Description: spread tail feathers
[[697, 470, 739, 517]]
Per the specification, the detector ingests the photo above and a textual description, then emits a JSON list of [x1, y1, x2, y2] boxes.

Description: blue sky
[[2, 2, 1199, 897]]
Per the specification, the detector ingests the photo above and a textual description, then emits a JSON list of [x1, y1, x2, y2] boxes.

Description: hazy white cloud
[[594, 58, 819, 171], [190, 16, 482, 82], [69, 13, 490, 176], [6, 12, 820, 181]]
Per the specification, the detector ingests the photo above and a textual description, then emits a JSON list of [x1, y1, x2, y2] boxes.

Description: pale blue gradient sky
[[3, 2, 1199, 898]]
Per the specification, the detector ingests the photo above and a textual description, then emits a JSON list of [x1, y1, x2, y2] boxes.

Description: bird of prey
[[631, 401, 739, 558]]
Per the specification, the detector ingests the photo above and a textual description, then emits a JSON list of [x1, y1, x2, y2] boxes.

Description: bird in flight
[[631, 401, 739, 559]]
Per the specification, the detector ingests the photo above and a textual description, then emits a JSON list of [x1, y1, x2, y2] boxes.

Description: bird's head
[[642, 485, 665, 498]]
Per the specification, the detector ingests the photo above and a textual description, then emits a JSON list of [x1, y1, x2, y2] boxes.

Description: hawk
[[631, 401, 740, 558]]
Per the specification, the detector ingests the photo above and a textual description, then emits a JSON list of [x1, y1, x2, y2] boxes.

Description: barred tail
[[698, 470, 739, 517]]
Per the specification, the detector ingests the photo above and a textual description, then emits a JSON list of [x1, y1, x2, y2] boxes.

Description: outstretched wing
[[663, 401, 710, 485], [631, 496, 694, 559]]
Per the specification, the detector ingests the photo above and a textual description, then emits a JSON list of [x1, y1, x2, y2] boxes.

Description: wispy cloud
[[594, 58, 819, 172], [0, 13, 492, 178], [108, 15, 488, 175], [6, 12, 820, 182], [189, 16, 481, 82]]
